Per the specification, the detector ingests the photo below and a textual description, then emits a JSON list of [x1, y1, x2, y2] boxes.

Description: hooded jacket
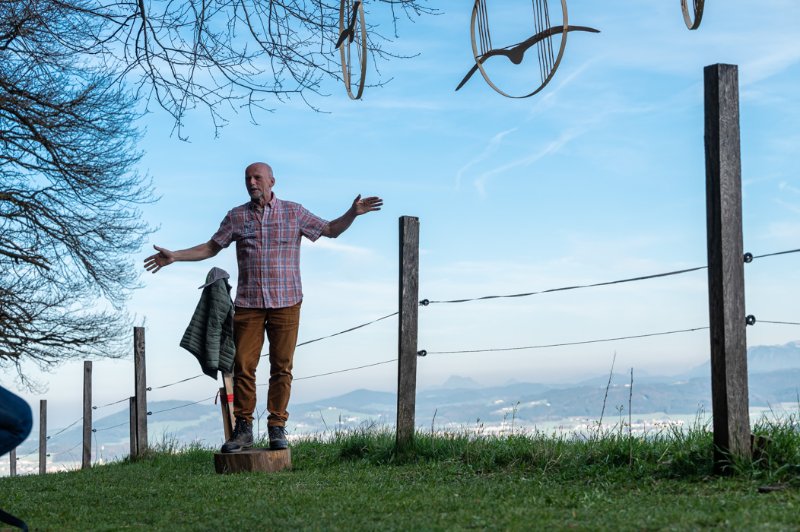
[[180, 267, 236, 378]]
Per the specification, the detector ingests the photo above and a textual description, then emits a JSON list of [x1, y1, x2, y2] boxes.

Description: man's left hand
[[352, 195, 383, 215]]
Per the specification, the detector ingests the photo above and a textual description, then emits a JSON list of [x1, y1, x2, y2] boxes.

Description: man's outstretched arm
[[322, 195, 383, 238], [143, 240, 222, 273]]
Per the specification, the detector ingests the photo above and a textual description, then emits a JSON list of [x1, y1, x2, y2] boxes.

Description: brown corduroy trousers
[[232, 302, 301, 427]]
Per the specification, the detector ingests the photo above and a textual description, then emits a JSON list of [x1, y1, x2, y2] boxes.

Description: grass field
[[3, 418, 800, 530]]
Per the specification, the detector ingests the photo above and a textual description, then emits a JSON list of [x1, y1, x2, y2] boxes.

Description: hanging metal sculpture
[[456, 0, 599, 98], [681, 0, 705, 30], [336, 0, 367, 100]]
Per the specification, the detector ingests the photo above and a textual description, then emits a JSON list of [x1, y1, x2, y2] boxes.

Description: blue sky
[[7, 0, 800, 429]]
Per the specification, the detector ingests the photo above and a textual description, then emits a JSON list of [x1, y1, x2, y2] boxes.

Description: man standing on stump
[[144, 162, 382, 452]]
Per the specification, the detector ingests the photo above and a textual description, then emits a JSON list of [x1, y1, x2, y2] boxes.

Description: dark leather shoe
[[221, 418, 253, 453], [268, 425, 288, 450]]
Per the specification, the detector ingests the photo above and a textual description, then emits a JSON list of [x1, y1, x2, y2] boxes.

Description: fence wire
[[47, 417, 83, 441], [752, 248, 800, 260], [758, 320, 800, 326], [426, 326, 709, 355], [425, 266, 707, 305], [62, 246, 800, 428]]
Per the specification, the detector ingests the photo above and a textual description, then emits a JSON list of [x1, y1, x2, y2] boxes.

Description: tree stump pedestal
[[214, 448, 292, 474]]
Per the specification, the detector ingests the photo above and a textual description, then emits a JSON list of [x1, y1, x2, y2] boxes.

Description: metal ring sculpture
[[681, 0, 705, 30], [456, 0, 599, 98], [336, 0, 367, 100]]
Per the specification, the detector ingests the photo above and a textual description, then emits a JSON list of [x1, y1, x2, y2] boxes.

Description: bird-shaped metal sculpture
[[336, 1, 361, 49], [457, 0, 599, 99], [456, 24, 599, 91]]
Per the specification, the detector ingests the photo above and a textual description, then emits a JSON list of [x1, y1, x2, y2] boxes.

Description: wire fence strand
[[92, 421, 128, 433], [426, 326, 709, 355], [759, 320, 800, 326], [62, 246, 800, 428], [752, 248, 800, 260], [148, 395, 217, 415], [294, 359, 397, 381], [426, 266, 707, 304], [53, 441, 83, 457], [148, 374, 206, 391], [47, 416, 83, 441], [93, 397, 129, 411]]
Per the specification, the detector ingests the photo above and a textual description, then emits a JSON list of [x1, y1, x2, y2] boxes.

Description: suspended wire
[[259, 311, 397, 358], [90, 311, 397, 407], [752, 248, 800, 260], [53, 441, 82, 457], [47, 416, 83, 441], [425, 246, 798, 306], [296, 312, 397, 348], [92, 421, 128, 433], [294, 358, 397, 381], [93, 397, 129, 411], [428, 265, 707, 305], [148, 395, 217, 416], [147, 374, 205, 391], [425, 326, 709, 355], [67, 246, 799, 422], [15, 448, 38, 460]]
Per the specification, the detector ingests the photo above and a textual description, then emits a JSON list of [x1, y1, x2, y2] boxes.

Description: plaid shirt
[[211, 196, 328, 309]]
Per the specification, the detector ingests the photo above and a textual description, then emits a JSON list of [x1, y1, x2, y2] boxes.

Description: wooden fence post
[[9, 449, 16, 477], [220, 373, 235, 441], [39, 399, 46, 475], [134, 327, 148, 455], [82, 361, 92, 469], [704, 63, 752, 470], [129, 397, 138, 458], [396, 216, 420, 448]]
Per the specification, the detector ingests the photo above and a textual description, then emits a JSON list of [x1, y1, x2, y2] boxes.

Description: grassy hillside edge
[[3, 417, 800, 530]]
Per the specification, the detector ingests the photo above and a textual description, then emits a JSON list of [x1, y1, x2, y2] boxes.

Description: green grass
[[3, 416, 800, 530]]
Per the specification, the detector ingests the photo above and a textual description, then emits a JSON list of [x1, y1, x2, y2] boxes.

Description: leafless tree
[[1, 0, 152, 385], [43, 0, 438, 136]]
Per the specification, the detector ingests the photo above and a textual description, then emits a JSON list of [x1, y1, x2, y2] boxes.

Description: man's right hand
[[144, 245, 175, 273]]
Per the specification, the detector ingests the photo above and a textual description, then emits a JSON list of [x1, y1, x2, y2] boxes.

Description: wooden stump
[[214, 448, 292, 474]]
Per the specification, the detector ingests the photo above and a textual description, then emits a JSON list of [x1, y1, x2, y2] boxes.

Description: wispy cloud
[[454, 127, 518, 189], [527, 58, 596, 119], [779, 181, 800, 196], [473, 126, 586, 196], [306, 238, 375, 257]]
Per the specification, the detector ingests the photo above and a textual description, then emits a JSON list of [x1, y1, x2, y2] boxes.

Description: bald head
[[246, 162, 273, 178], [245, 162, 275, 206]]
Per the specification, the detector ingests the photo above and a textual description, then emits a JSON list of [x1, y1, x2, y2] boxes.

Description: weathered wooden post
[[704, 63, 752, 471], [39, 400, 46, 475], [82, 361, 92, 469], [9, 449, 16, 477], [129, 397, 138, 458], [396, 216, 420, 448], [219, 373, 235, 441], [134, 327, 148, 455]]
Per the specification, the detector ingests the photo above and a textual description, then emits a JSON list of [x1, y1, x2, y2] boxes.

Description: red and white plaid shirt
[[211, 196, 328, 308]]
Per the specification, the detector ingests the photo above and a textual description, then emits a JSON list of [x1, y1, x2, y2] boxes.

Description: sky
[[4, 0, 800, 433]]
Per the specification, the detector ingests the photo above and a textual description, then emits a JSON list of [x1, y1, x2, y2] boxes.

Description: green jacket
[[180, 267, 235, 378]]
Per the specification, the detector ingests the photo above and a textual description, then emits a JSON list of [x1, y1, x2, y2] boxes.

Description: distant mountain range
[[18, 340, 800, 465]]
